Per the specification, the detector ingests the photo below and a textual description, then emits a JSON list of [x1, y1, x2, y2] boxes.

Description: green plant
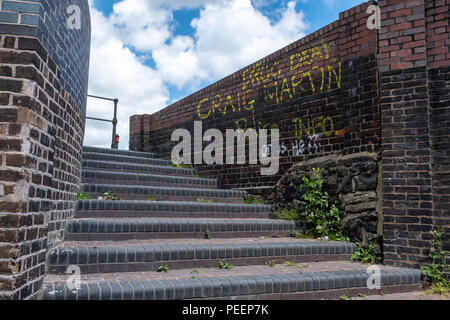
[[265, 260, 276, 267], [196, 198, 212, 203], [170, 161, 189, 169], [147, 195, 164, 201], [205, 229, 211, 239], [358, 293, 368, 300], [273, 208, 299, 221], [284, 260, 297, 267], [157, 265, 169, 273], [191, 270, 200, 274], [218, 260, 233, 270], [339, 294, 351, 300], [194, 173, 201, 178], [300, 168, 347, 241], [297, 264, 309, 270], [351, 242, 376, 265], [103, 191, 120, 201], [77, 193, 90, 200], [244, 194, 265, 205], [422, 230, 449, 296]]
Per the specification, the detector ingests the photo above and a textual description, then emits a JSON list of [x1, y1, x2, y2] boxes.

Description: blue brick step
[[76, 200, 272, 219], [83, 152, 171, 167], [65, 218, 303, 241], [83, 146, 158, 159], [41, 264, 424, 300], [82, 170, 218, 189], [79, 184, 246, 203], [82, 160, 194, 177], [47, 239, 357, 274]]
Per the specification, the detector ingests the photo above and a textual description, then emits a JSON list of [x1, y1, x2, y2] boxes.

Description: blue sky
[[85, 0, 365, 149]]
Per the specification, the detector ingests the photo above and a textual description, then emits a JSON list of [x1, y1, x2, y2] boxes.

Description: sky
[[84, 0, 365, 149]]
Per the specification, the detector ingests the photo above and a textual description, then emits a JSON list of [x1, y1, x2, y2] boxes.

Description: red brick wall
[[130, 1, 380, 192], [378, 0, 450, 268], [130, 0, 449, 268], [427, 0, 450, 267]]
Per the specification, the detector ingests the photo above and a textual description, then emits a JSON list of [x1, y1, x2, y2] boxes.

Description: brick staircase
[[41, 147, 425, 300]]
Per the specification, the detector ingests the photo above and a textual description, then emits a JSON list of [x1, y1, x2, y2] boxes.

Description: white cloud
[[85, 6, 169, 148], [85, 0, 308, 149], [110, 0, 172, 52], [153, 0, 308, 88]]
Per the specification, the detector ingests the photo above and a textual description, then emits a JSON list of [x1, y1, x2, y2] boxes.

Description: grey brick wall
[[0, 0, 91, 300], [0, 0, 91, 113]]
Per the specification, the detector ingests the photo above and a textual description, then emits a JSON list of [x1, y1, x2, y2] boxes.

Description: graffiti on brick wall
[[244, 43, 341, 104], [261, 115, 340, 157], [195, 42, 341, 151]]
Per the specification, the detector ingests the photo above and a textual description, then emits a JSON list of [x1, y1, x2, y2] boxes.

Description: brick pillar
[[378, 0, 436, 268], [426, 0, 450, 255], [0, 0, 91, 300]]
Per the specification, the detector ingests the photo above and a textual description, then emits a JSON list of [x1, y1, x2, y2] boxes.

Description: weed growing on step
[[273, 208, 299, 221], [205, 229, 211, 239], [244, 194, 265, 205], [157, 265, 169, 273], [284, 260, 297, 267], [170, 161, 189, 169], [265, 260, 276, 267], [147, 195, 163, 201], [102, 192, 120, 201], [218, 260, 233, 270], [191, 270, 200, 278], [299, 168, 348, 242], [351, 243, 376, 265], [422, 230, 449, 296], [339, 294, 351, 300], [196, 198, 212, 203], [358, 293, 367, 299], [194, 173, 201, 178], [297, 264, 309, 270], [77, 193, 90, 200]]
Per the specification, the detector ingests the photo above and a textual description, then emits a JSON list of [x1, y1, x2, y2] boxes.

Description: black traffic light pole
[[86, 94, 120, 149]]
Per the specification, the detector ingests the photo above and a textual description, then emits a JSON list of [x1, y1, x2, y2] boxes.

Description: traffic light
[[114, 134, 119, 149]]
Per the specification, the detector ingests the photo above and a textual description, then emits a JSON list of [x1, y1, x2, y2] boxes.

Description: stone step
[[82, 160, 194, 177], [79, 184, 246, 203], [81, 170, 218, 189], [83, 152, 171, 167], [83, 146, 158, 159], [41, 261, 424, 300], [75, 200, 272, 219], [65, 218, 302, 241], [47, 238, 357, 274]]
